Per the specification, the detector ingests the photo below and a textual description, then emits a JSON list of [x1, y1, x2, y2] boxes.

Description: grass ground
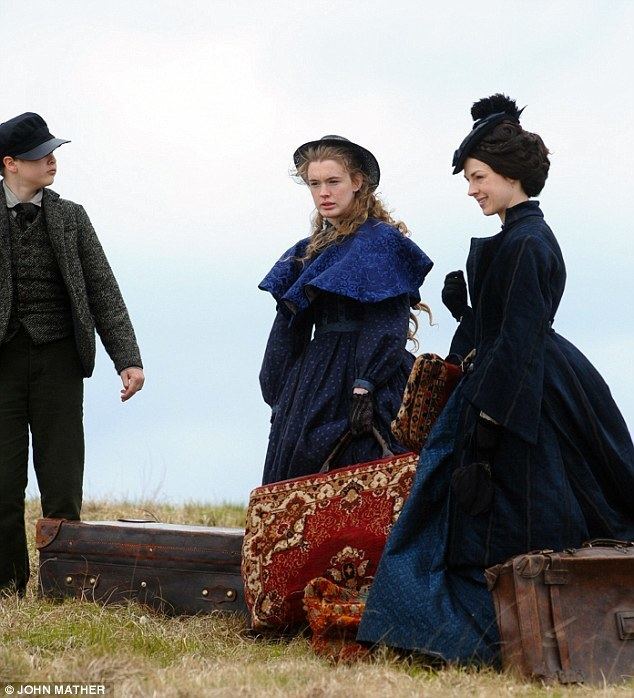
[[0, 499, 631, 697]]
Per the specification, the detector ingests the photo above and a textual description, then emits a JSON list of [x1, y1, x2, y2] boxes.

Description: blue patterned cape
[[259, 219, 433, 315]]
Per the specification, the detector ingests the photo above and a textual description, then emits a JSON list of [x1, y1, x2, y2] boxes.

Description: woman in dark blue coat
[[357, 95, 634, 664], [259, 135, 433, 485]]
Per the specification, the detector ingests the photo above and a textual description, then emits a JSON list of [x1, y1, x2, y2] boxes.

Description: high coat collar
[[502, 199, 543, 229], [466, 201, 544, 307], [468, 200, 543, 252]]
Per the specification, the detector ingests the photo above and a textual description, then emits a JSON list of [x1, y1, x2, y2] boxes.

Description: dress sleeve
[[461, 235, 556, 444], [353, 294, 411, 392], [259, 307, 312, 411]]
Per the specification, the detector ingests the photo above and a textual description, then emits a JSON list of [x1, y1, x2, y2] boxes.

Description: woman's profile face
[[463, 157, 527, 219], [306, 158, 361, 225]]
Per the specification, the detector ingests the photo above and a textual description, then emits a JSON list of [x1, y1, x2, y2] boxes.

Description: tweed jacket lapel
[[42, 188, 73, 287], [0, 187, 12, 286]]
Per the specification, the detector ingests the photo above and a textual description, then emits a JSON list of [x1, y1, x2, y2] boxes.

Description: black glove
[[444, 352, 464, 366], [450, 461, 493, 516], [349, 392, 374, 436], [450, 415, 503, 516], [442, 270, 468, 321]]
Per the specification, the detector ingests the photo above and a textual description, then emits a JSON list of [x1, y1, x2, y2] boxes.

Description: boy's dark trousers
[[0, 327, 84, 593]]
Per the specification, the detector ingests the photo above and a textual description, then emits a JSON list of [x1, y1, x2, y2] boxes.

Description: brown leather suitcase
[[485, 540, 634, 685], [36, 518, 247, 615]]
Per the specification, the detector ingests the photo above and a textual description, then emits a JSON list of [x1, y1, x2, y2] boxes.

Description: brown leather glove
[[349, 392, 374, 436]]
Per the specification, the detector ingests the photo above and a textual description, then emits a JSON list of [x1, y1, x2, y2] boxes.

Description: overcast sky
[[2, 0, 633, 504]]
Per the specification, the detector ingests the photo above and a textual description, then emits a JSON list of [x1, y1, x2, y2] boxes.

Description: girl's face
[[463, 157, 527, 220], [306, 159, 361, 225]]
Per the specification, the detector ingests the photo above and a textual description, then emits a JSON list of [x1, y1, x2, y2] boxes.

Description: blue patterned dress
[[259, 219, 433, 485]]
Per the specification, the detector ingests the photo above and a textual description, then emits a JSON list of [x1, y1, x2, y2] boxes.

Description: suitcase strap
[[548, 583, 584, 684], [514, 574, 549, 678], [515, 559, 585, 684]]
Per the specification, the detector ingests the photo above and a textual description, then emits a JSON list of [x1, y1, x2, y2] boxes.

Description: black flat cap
[[0, 112, 70, 161], [293, 135, 380, 190]]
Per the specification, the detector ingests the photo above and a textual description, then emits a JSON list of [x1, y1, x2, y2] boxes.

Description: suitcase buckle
[[616, 611, 634, 640], [557, 669, 584, 684]]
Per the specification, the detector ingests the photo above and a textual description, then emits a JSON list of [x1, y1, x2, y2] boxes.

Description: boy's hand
[[120, 367, 145, 402]]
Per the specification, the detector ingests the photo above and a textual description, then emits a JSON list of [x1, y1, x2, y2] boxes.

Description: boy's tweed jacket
[[0, 187, 142, 376]]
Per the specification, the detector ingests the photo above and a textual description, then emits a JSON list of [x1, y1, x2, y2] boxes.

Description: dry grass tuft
[[0, 499, 630, 696]]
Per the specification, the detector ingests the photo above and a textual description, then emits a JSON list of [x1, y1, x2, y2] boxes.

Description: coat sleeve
[[448, 306, 475, 360], [75, 206, 142, 373], [352, 294, 411, 392], [259, 308, 312, 412], [461, 235, 556, 444]]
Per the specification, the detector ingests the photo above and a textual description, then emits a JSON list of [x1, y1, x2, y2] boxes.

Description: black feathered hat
[[293, 135, 380, 190], [452, 94, 524, 174]]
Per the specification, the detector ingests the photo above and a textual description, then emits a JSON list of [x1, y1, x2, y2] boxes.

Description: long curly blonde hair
[[293, 143, 431, 347]]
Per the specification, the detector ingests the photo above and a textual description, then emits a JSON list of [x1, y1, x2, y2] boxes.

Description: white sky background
[[2, 0, 632, 504]]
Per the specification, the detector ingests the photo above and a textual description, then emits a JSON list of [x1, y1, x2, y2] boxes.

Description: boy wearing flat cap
[[0, 112, 144, 595]]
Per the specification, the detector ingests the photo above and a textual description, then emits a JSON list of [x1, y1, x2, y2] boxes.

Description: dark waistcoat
[[5, 209, 73, 344]]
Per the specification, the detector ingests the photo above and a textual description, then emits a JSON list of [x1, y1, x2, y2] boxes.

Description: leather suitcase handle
[[581, 538, 634, 548], [320, 427, 393, 474]]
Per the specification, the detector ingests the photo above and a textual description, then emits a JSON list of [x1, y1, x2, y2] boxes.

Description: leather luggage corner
[[36, 517, 66, 549], [486, 541, 634, 685]]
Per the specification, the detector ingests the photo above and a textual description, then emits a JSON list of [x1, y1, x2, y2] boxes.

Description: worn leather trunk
[[485, 541, 634, 685], [37, 518, 247, 615]]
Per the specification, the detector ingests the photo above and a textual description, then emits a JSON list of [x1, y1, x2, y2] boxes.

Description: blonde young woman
[[259, 135, 433, 485]]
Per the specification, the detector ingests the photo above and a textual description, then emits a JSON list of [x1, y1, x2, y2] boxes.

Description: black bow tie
[[13, 202, 40, 230]]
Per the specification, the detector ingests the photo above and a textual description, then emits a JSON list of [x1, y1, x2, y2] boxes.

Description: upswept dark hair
[[469, 95, 551, 197]]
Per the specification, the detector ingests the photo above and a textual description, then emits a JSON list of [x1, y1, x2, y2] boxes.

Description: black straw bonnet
[[452, 94, 524, 174], [293, 135, 380, 190], [0, 112, 70, 161]]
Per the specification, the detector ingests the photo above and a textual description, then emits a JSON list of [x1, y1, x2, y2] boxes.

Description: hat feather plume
[[471, 94, 523, 122]]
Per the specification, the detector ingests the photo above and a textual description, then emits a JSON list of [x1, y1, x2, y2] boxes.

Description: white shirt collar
[[2, 180, 43, 208]]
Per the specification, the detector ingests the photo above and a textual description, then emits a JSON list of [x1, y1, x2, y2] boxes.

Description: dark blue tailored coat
[[357, 201, 634, 664], [259, 219, 433, 485]]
